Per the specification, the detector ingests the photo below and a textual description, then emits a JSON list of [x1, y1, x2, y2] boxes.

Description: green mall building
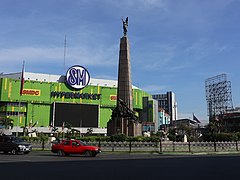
[[0, 70, 158, 135]]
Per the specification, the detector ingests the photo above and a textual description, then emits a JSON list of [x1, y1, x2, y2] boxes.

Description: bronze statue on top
[[122, 17, 128, 36]]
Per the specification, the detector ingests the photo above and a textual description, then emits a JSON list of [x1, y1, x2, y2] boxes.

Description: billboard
[[54, 103, 98, 128]]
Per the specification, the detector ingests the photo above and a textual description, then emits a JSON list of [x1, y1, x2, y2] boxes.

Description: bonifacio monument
[[107, 17, 142, 137]]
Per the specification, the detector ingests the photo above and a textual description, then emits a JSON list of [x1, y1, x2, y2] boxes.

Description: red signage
[[22, 89, 41, 96], [110, 95, 117, 101]]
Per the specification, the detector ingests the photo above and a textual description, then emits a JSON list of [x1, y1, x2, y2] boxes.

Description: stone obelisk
[[116, 17, 132, 135], [107, 17, 141, 136], [117, 35, 132, 110]]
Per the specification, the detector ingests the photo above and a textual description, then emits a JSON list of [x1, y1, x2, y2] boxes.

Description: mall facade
[[0, 70, 157, 135]]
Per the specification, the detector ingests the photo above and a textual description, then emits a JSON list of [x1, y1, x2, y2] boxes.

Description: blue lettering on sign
[[77, 68, 86, 85], [66, 65, 90, 89], [67, 68, 86, 86]]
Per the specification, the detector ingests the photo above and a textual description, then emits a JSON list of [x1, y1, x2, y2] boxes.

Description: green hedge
[[76, 134, 161, 142], [200, 132, 240, 142], [20, 134, 49, 142], [19, 134, 161, 142]]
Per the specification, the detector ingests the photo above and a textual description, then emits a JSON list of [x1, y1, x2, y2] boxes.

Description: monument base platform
[[107, 117, 142, 137]]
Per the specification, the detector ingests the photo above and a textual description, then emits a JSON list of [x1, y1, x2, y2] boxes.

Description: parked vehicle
[[0, 135, 32, 154], [51, 139, 101, 157]]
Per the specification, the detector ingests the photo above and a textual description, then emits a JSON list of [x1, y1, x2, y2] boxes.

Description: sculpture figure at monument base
[[107, 98, 142, 136]]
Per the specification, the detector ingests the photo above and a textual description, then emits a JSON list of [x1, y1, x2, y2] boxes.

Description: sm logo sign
[[66, 65, 90, 90]]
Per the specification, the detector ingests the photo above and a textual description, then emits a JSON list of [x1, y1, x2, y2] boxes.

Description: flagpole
[[52, 101, 56, 127], [17, 61, 25, 137], [16, 100, 20, 137]]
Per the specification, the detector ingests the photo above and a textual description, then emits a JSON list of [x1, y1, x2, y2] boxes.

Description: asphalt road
[[0, 151, 240, 180]]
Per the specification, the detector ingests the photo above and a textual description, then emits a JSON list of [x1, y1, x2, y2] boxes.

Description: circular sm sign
[[66, 65, 90, 89]]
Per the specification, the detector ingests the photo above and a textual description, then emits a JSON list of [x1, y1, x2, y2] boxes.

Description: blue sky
[[1, 0, 240, 123]]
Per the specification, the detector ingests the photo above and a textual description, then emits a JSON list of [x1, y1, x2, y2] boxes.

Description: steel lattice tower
[[205, 74, 233, 121]]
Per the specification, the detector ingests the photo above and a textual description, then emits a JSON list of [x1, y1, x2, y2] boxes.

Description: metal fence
[[88, 141, 239, 153], [31, 140, 240, 153]]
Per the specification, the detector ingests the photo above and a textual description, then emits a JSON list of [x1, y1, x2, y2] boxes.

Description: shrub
[[110, 134, 127, 142], [201, 132, 240, 142]]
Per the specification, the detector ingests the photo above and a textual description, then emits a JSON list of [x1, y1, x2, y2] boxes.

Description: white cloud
[[140, 84, 167, 93], [138, 0, 166, 9], [0, 43, 118, 73], [184, 39, 230, 63], [143, 52, 174, 70], [137, 43, 176, 70], [94, 75, 117, 80], [167, 64, 189, 71], [66, 44, 118, 66], [110, 0, 166, 9], [177, 112, 193, 120], [0, 47, 62, 61]]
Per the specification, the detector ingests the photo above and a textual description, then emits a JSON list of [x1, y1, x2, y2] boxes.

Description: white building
[[152, 91, 178, 125]]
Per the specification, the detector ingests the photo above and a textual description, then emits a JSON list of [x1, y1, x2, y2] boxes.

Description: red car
[[51, 139, 101, 157]]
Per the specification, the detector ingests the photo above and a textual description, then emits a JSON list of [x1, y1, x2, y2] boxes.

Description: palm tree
[[206, 121, 222, 134], [87, 128, 93, 135], [0, 117, 14, 129], [64, 122, 72, 139]]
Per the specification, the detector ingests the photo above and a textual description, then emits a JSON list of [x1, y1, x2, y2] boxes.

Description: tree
[[0, 117, 14, 129], [86, 128, 93, 135], [51, 126, 58, 133], [167, 127, 177, 141], [63, 122, 72, 139], [206, 121, 222, 134]]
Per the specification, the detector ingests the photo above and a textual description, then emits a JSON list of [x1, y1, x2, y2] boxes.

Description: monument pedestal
[[107, 117, 142, 136]]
